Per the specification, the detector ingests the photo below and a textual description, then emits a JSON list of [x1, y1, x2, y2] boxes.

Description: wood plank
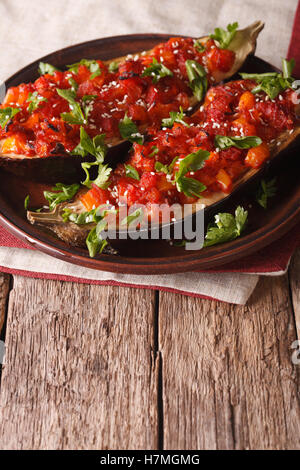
[[289, 248, 300, 339], [0, 276, 159, 450], [0, 273, 10, 336], [159, 276, 300, 450]]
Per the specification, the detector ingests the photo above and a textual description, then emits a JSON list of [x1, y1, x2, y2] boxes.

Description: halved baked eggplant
[[0, 22, 263, 183], [27, 114, 300, 256]]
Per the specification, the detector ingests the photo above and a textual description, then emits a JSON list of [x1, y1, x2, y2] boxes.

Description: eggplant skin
[[0, 140, 132, 183], [27, 123, 300, 255]]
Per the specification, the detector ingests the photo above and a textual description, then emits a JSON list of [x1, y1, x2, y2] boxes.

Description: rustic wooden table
[[0, 250, 299, 450]]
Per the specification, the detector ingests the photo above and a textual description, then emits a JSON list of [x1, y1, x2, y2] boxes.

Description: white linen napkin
[[0, 0, 296, 303]]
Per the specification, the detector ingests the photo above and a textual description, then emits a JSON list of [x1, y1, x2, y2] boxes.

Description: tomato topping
[[245, 142, 270, 168], [0, 35, 236, 157]]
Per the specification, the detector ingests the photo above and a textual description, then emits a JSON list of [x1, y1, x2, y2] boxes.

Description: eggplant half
[[0, 22, 263, 183], [27, 120, 300, 253]]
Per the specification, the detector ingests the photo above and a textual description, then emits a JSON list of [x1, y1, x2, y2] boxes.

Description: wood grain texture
[[159, 275, 300, 450], [0, 276, 159, 450], [289, 248, 300, 339], [0, 273, 10, 335]]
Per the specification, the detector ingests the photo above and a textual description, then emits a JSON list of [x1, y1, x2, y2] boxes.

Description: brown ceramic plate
[[0, 34, 299, 274]]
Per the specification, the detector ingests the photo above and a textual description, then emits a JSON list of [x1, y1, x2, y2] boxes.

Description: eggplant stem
[[27, 206, 62, 225]]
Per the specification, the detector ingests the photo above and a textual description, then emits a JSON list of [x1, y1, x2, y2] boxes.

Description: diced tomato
[[238, 91, 255, 111], [231, 117, 257, 136], [1, 134, 28, 154], [245, 142, 270, 168], [216, 168, 232, 192], [206, 48, 235, 73], [128, 104, 148, 123], [80, 186, 111, 211]]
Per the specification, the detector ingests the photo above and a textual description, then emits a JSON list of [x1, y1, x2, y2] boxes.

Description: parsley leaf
[[68, 77, 79, 92], [155, 156, 179, 175], [142, 58, 173, 83], [63, 207, 98, 224], [161, 106, 189, 128], [204, 206, 248, 247], [149, 145, 159, 158], [27, 92, 47, 113], [175, 149, 210, 197], [92, 164, 112, 189], [56, 88, 86, 125], [193, 39, 205, 53], [38, 62, 59, 75], [118, 113, 144, 144], [67, 59, 102, 79], [185, 60, 207, 102], [256, 178, 277, 209], [240, 58, 296, 99], [72, 127, 107, 160], [0, 107, 21, 129], [73, 127, 111, 189], [24, 195, 30, 210], [125, 164, 140, 180], [108, 61, 119, 73], [215, 135, 262, 150], [176, 149, 210, 179], [210, 22, 239, 49], [176, 176, 206, 198], [86, 225, 108, 257], [43, 183, 80, 210], [121, 208, 144, 226]]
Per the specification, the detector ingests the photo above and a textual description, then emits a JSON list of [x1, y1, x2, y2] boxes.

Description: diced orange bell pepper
[[231, 116, 257, 136], [1, 135, 26, 154], [216, 168, 232, 193], [156, 174, 174, 191], [245, 142, 270, 168], [80, 186, 110, 211], [238, 91, 255, 112]]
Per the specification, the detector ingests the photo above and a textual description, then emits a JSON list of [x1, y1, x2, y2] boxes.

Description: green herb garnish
[[240, 58, 296, 99], [67, 59, 101, 79], [185, 60, 207, 102], [73, 126, 107, 160], [125, 164, 140, 180], [161, 106, 189, 128], [215, 135, 262, 150], [27, 92, 47, 113], [68, 77, 79, 92], [256, 178, 277, 209], [56, 88, 86, 125], [142, 58, 173, 83], [175, 149, 210, 198], [43, 183, 80, 210], [121, 208, 144, 226], [86, 225, 108, 257], [193, 39, 205, 53], [155, 156, 179, 175], [72, 127, 112, 189], [108, 61, 119, 73], [118, 113, 144, 144], [38, 62, 59, 75], [210, 22, 239, 49], [204, 206, 248, 247], [0, 107, 21, 129], [24, 195, 30, 210], [149, 146, 159, 158]]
